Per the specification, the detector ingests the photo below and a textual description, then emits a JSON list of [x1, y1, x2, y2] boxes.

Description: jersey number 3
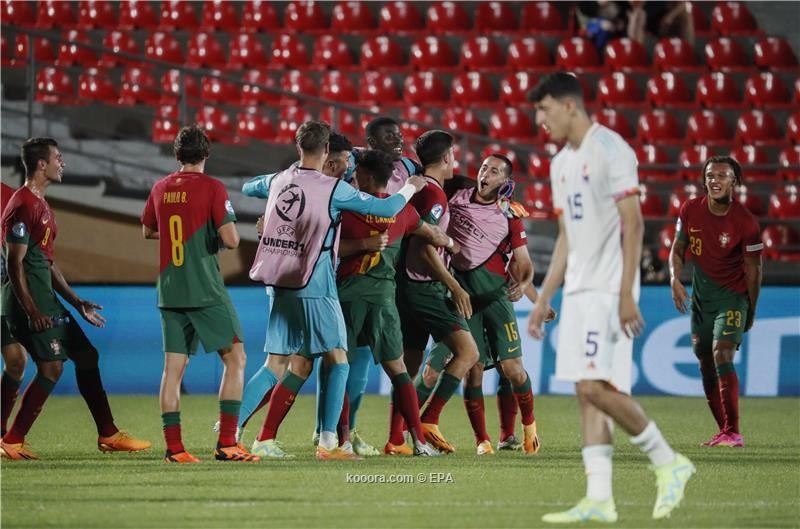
[[168, 215, 184, 267]]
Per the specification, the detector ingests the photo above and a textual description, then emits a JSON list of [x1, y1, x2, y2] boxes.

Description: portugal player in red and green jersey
[[669, 156, 762, 448], [141, 125, 258, 463]]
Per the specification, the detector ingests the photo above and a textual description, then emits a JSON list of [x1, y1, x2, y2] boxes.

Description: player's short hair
[[174, 125, 210, 165], [296, 120, 331, 154], [329, 132, 353, 154], [528, 72, 585, 105], [487, 153, 514, 178], [21, 137, 58, 176], [701, 155, 743, 187], [414, 130, 454, 168], [365, 116, 400, 142], [357, 149, 394, 188]]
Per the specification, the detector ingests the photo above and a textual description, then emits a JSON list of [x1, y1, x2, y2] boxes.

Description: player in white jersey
[[526, 73, 695, 524]]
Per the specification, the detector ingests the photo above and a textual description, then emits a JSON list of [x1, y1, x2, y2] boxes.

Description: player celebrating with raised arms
[[669, 156, 762, 448]]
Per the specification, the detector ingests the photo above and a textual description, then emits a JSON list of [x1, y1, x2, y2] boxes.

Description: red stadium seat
[[119, 66, 159, 105], [762, 224, 800, 261], [657, 223, 676, 261], [688, 2, 712, 37], [667, 183, 700, 217], [237, 110, 275, 143], [400, 105, 435, 138], [778, 146, 800, 181], [646, 72, 694, 108], [241, 69, 279, 106], [734, 184, 765, 215], [500, 72, 537, 106], [452, 143, 479, 177], [200, 73, 239, 104], [639, 183, 665, 218], [426, 1, 471, 33], [360, 36, 406, 71], [476, 1, 518, 32], [523, 182, 554, 219], [285, 1, 329, 32], [358, 71, 401, 106], [145, 31, 184, 65], [527, 152, 550, 180], [318, 107, 359, 136], [735, 110, 783, 146], [653, 38, 703, 72], [679, 145, 715, 180], [768, 185, 800, 219], [379, 1, 424, 35], [100, 30, 141, 68], [160, 69, 200, 104], [730, 145, 773, 181], [410, 36, 457, 71], [592, 109, 633, 139], [711, 1, 760, 36], [597, 73, 645, 108], [1, 35, 12, 68], [744, 73, 792, 109], [507, 37, 553, 72], [687, 110, 733, 146], [754, 37, 799, 71], [460, 37, 505, 72], [319, 71, 358, 103], [36, 0, 77, 29], [3, 0, 35, 26], [14, 35, 56, 65], [795, 79, 800, 103], [705, 37, 750, 72], [228, 34, 268, 70], [78, 67, 117, 103], [403, 72, 449, 105], [638, 110, 683, 144], [451, 72, 497, 106], [280, 70, 318, 105], [443, 107, 484, 136], [332, 1, 377, 33], [489, 108, 536, 142], [696, 72, 743, 109], [241, 1, 280, 32], [556, 37, 601, 72], [787, 112, 800, 144], [312, 35, 354, 70], [118, 0, 158, 30], [56, 30, 97, 66], [636, 145, 675, 181], [186, 33, 227, 69], [159, 1, 198, 31], [196, 106, 237, 144], [270, 34, 310, 70], [604, 38, 651, 72], [152, 113, 179, 143], [520, 1, 567, 35], [78, 0, 117, 29], [277, 106, 314, 143], [201, 0, 239, 32]]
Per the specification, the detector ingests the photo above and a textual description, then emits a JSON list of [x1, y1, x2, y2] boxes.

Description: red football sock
[[388, 400, 406, 445], [217, 400, 241, 447], [496, 378, 517, 440], [419, 373, 460, 425], [164, 424, 184, 454], [699, 356, 725, 430], [717, 363, 740, 434], [514, 389, 535, 426], [257, 373, 305, 442], [76, 367, 118, 437], [463, 386, 489, 443], [4, 374, 55, 444], [394, 376, 425, 444], [337, 395, 350, 446], [1, 372, 22, 437], [241, 388, 273, 429]]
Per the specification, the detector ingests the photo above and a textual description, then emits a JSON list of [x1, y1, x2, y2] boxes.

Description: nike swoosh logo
[[722, 331, 736, 336], [507, 346, 520, 353], [689, 228, 701, 233], [42, 219, 49, 225]]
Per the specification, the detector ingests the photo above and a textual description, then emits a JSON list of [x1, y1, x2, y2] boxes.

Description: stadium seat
[[638, 110, 683, 145], [152, 109, 179, 143], [332, 1, 377, 33], [667, 183, 700, 217], [319, 71, 358, 103], [460, 37, 505, 72], [160, 69, 200, 104], [284, 1, 329, 32], [100, 30, 141, 68], [597, 73, 645, 108], [78, 67, 117, 103], [451, 72, 497, 106], [730, 145, 774, 181], [778, 146, 800, 181], [556, 37, 601, 72], [312, 35, 354, 70], [144, 31, 184, 65], [200, 0, 239, 32], [500, 72, 537, 106], [688, 1, 712, 37], [228, 34, 268, 70], [520, 1, 567, 35], [318, 107, 359, 136], [36, 0, 77, 29], [475, 1, 518, 32], [711, 1, 761, 36], [403, 72, 449, 105], [426, 1, 471, 33], [639, 183, 665, 218], [527, 152, 550, 180], [705, 37, 751, 72], [687, 110, 733, 146], [523, 182, 554, 219], [241, 69, 279, 106], [768, 185, 800, 218], [795, 79, 800, 104], [195, 106, 237, 144], [358, 71, 401, 106], [754, 37, 799, 71], [735, 110, 783, 146], [653, 37, 703, 71], [56, 30, 97, 67], [159, 0, 198, 31], [734, 184, 765, 215], [237, 110, 275, 143], [360, 36, 406, 71], [118, 0, 158, 30], [186, 33, 227, 69], [277, 106, 314, 143], [636, 145, 676, 181], [762, 224, 800, 261], [696, 72, 743, 109], [592, 109, 633, 139], [3, 0, 35, 27], [646, 72, 694, 108], [379, 1, 424, 34], [679, 145, 714, 180], [280, 70, 318, 105], [119, 66, 159, 105], [604, 38, 651, 72], [489, 108, 536, 142], [241, 0, 280, 32], [657, 223, 676, 261], [270, 34, 310, 69], [13, 35, 56, 66], [507, 37, 553, 72], [410, 36, 457, 71], [787, 112, 800, 144], [400, 105, 435, 138], [1, 35, 11, 68], [78, 0, 117, 29], [744, 73, 792, 109], [443, 107, 484, 135], [452, 143, 479, 177], [200, 73, 239, 105]]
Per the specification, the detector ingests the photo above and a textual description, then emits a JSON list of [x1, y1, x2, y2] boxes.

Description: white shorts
[[555, 291, 633, 394]]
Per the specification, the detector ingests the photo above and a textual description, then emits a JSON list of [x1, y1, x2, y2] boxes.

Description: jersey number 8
[[168, 215, 184, 267]]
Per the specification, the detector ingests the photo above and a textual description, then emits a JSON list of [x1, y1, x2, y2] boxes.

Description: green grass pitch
[[2, 395, 798, 528]]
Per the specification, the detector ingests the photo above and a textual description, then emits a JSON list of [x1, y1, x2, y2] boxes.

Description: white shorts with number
[[555, 291, 633, 394]]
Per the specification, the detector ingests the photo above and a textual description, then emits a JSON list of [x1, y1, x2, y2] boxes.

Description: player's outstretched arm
[[528, 217, 568, 339], [743, 254, 762, 332], [334, 176, 427, 218], [669, 238, 689, 314], [412, 222, 453, 251], [507, 247, 534, 302], [217, 222, 240, 250], [6, 242, 51, 331], [339, 232, 388, 257], [419, 242, 472, 319], [616, 194, 645, 338], [50, 262, 106, 328]]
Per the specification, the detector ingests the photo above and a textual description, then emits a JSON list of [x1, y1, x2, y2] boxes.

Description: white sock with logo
[[582, 444, 613, 502], [630, 421, 676, 468], [319, 431, 337, 451]]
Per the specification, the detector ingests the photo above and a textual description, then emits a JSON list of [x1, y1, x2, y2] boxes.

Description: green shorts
[[160, 299, 243, 355], [398, 280, 470, 350], [691, 296, 749, 354], [340, 299, 402, 364], [4, 311, 96, 365], [1, 316, 18, 347]]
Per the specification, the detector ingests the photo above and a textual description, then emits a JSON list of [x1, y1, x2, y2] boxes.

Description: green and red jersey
[[141, 171, 236, 308]]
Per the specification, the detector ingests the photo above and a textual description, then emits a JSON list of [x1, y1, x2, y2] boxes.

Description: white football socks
[[582, 444, 613, 502], [630, 421, 676, 468]]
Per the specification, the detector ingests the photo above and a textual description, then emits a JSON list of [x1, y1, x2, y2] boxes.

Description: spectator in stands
[[578, 1, 630, 52], [628, 1, 695, 45], [641, 247, 668, 284]]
